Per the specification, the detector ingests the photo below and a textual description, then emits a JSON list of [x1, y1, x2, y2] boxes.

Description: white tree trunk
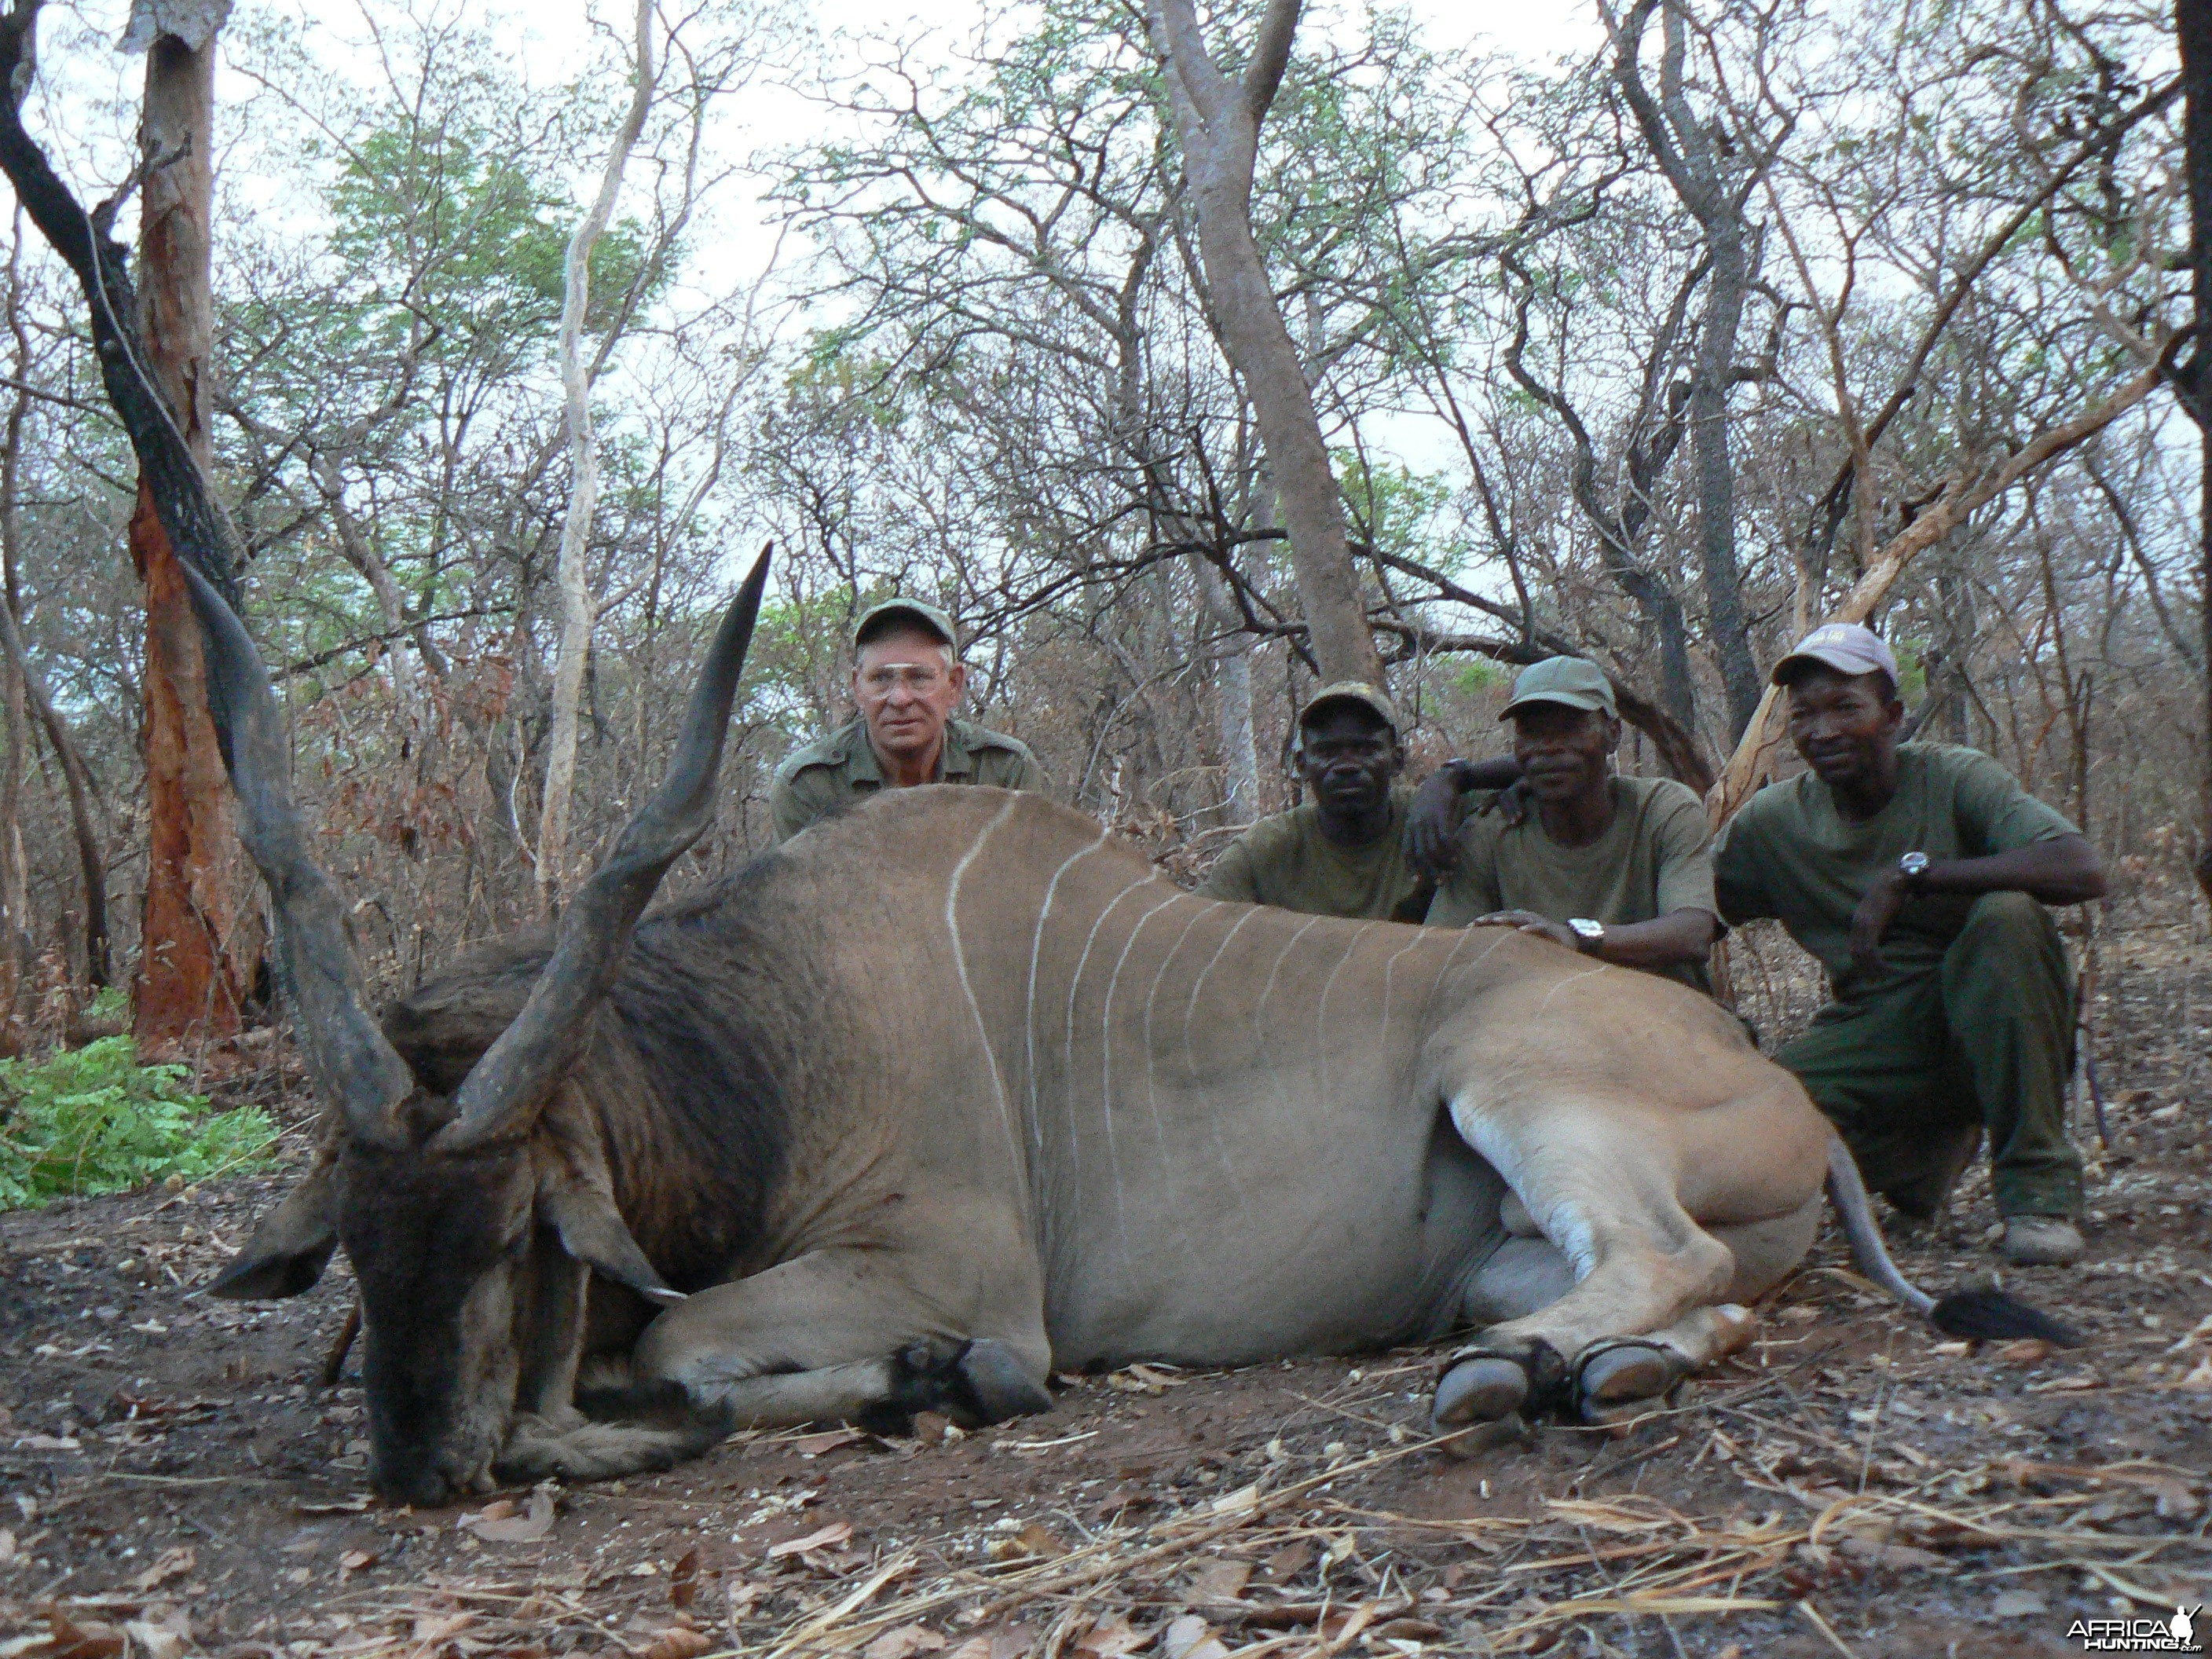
[[537, 0, 658, 915]]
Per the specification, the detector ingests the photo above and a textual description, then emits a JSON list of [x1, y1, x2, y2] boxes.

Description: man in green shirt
[[770, 598, 1046, 843], [1421, 657, 1719, 989], [1198, 683, 1469, 921], [1713, 623, 2108, 1266]]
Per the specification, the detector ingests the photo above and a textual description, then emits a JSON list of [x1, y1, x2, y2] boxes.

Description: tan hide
[[617, 787, 1832, 1431]]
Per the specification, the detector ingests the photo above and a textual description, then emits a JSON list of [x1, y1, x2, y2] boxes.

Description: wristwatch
[[1897, 851, 1931, 888], [1567, 917, 1606, 954]]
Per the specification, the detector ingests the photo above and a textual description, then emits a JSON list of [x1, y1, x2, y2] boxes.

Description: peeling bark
[[129, 19, 250, 1043]]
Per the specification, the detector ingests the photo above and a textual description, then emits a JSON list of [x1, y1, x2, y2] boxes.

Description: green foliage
[[0, 1038, 276, 1210], [327, 123, 657, 346], [1455, 659, 1511, 694], [1891, 639, 1929, 705]]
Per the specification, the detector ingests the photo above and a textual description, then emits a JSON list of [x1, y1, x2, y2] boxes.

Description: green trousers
[[1777, 892, 2082, 1220]]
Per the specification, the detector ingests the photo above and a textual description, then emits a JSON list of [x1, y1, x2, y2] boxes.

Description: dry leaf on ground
[[862, 1624, 950, 1659], [668, 1546, 700, 1609], [987, 1522, 1065, 1562], [1186, 1558, 1252, 1602], [130, 1547, 194, 1592], [120, 1606, 192, 1659], [768, 1520, 854, 1559], [27, 1612, 123, 1659], [1159, 1614, 1229, 1659], [635, 1628, 714, 1659], [463, 1485, 555, 1544], [1074, 1613, 1149, 1657]]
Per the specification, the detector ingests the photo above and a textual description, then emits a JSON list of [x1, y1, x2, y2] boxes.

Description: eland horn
[[180, 560, 416, 1148], [436, 544, 772, 1152]]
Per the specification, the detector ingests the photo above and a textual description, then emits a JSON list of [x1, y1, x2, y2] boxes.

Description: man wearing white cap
[[770, 597, 1045, 843], [1423, 657, 1720, 990], [1713, 623, 2107, 1265]]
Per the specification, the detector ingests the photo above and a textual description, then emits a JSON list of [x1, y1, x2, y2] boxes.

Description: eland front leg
[[497, 1247, 1053, 1485]]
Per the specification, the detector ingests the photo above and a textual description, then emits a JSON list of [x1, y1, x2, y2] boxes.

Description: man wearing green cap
[[1713, 623, 2105, 1266], [1420, 657, 1719, 989], [1199, 683, 1511, 920], [770, 598, 1046, 844]]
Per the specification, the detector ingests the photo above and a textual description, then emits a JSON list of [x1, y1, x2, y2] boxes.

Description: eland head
[[199, 548, 770, 1505]]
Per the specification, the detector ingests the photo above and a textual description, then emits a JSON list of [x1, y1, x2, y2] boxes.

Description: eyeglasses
[[858, 663, 948, 695]]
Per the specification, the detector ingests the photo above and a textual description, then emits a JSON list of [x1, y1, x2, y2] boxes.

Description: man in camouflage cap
[[1198, 683, 1447, 921], [1419, 657, 1719, 989], [770, 597, 1046, 843]]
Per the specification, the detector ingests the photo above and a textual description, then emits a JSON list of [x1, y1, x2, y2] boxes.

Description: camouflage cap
[[1500, 656, 1617, 720], [1298, 681, 1401, 737], [852, 596, 958, 652], [1771, 621, 1899, 688]]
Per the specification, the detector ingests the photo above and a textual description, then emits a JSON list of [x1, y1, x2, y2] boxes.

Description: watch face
[[1569, 918, 1604, 942], [1899, 852, 1930, 878]]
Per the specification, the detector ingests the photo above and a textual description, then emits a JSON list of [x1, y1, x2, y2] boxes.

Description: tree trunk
[[0, 218, 27, 1035], [1609, 0, 1764, 738], [537, 0, 657, 916], [1147, 0, 1382, 688], [131, 15, 249, 1044], [2180, 0, 2212, 905], [1686, 215, 1762, 736], [1195, 556, 1261, 824]]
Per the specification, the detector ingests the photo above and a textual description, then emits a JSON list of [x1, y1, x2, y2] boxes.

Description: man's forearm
[[1595, 909, 1718, 972], [1916, 836, 2107, 906]]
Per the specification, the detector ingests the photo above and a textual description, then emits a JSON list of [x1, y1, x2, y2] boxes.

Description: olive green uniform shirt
[[1712, 742, 2078, 1002], [1196, 792, 1428, 921], [769, 716, 1046, 844], [1425, 775, 1719, 990]]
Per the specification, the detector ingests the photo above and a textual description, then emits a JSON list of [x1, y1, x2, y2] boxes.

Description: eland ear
[[209, 1170, 339, 1299], [540, 1181, 684, 1307]]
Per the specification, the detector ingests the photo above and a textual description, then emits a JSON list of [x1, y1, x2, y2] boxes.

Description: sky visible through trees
[[0, 0, 2192, 1040]]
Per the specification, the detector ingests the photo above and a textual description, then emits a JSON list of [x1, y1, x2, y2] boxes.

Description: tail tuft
[[1929, 1287, 2078, 1346]]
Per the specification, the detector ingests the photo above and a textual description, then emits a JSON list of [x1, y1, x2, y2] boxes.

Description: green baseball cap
[[1500, 656, 1617, 720], [1298, 681, 1401, 736], [851, 596, 958, 651]]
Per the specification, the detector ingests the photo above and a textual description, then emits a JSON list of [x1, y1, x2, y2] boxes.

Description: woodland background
[[0, 0, 2198, 1054]]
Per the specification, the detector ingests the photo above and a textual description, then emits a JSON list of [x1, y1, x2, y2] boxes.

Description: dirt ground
[[1, 906, 2207, 1659]]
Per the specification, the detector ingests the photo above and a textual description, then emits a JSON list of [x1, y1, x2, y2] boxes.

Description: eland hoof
[[1573, 1340, 1683, 1421], [1432, 1356, 1530, 1426], [953, 1337, 1053, 1426]]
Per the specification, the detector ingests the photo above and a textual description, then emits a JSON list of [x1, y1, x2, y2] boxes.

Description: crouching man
[[1715, 624, 2107, 1266], [1417, 657, 1719, 990], [1199, 683, 1512, 920]]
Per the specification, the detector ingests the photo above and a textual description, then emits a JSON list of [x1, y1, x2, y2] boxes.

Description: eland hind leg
[[1434, 1090, 1782, 1426]]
